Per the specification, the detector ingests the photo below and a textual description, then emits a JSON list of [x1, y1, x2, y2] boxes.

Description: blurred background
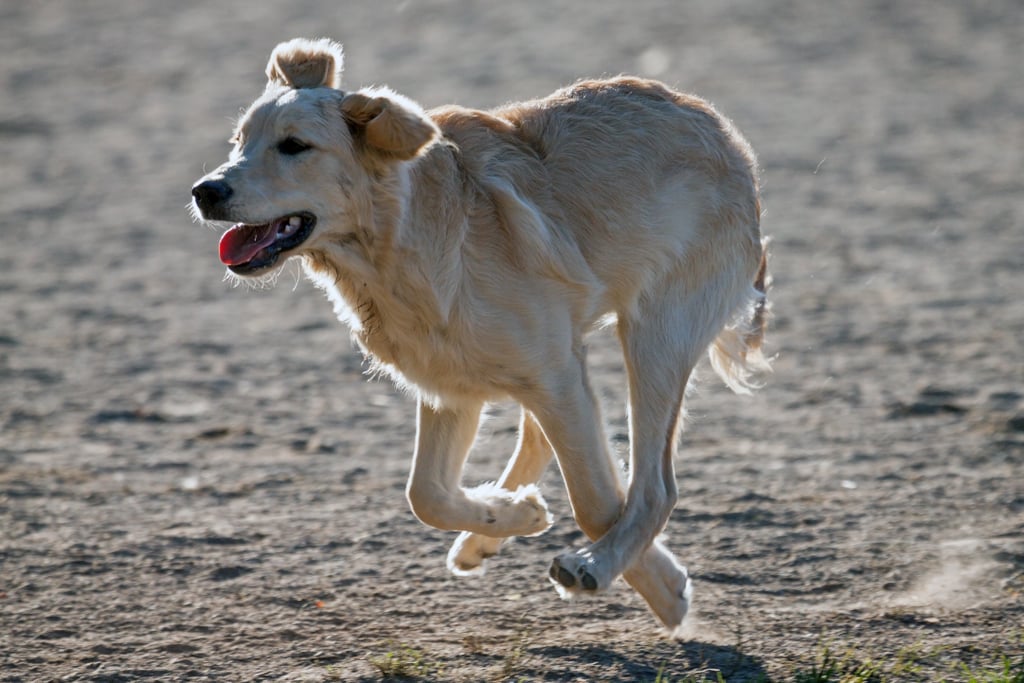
[[2, 1, 1022, 680]]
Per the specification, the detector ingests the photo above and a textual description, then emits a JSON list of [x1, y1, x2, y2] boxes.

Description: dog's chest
[[316, 266, 526, 402], [355, 319, 508, 401], [321, 287, 505, 402]]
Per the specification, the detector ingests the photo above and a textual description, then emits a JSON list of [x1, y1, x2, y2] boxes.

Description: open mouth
[[218, 212, 316, 274]]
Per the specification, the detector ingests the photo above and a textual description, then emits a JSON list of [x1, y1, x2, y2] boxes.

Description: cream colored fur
[[191, 37, 772, 634]]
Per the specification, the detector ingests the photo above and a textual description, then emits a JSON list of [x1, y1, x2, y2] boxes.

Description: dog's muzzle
[[191, 179, 233, 218]]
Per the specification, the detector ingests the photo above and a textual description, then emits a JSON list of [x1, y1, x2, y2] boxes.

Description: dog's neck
[[302, 142, 468, 377]]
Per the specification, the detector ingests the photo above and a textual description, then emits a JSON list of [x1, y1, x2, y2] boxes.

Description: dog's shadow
[[508, 640, 769, 681], [349, 636, 768, 681]]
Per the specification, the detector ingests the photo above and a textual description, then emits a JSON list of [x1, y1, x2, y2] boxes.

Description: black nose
[[191, 179, 233, 214]]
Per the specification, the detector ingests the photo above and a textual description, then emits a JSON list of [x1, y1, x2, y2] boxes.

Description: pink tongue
[[219, 222, 279, 266]]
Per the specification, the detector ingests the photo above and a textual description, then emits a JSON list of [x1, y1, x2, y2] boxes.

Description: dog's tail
[[707, 240, 773, 395]]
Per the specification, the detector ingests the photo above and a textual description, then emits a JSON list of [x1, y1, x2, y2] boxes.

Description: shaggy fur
[[191, 37, 771, 634]]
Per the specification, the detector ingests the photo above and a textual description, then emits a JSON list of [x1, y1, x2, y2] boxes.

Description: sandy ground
[[1, 1, 1022, 681]]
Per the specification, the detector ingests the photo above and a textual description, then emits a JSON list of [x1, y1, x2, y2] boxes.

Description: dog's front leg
[[406, 398, 553, 538], [447, 408, 555, 575]]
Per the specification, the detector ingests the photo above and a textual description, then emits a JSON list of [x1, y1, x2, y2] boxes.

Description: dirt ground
[[1, 1, 1022, 681]]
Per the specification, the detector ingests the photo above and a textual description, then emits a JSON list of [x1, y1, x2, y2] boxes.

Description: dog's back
[[431, 77, 763, 332]]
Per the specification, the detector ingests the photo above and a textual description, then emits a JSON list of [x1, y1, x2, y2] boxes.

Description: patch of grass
[[498, 632, 531, 682], [650, 664, 753, 683], [650, 664, 720, 683], [783, 639, 1023, 683], [368, 644, 442, 680], [648, 623, 770, 683], [956, 654, 1024, 683], [791, 643, 880, 683], [888, 642, 934, 679], [361, 634, 1022, 683]]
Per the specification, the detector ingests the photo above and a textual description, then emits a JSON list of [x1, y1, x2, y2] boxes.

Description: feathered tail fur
[[708, 240, 773, 394]]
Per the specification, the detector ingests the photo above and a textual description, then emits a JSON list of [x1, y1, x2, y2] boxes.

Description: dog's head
[[190, 38, 439, 277]]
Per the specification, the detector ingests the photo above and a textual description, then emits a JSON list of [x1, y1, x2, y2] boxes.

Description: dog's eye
[[277, 137, 312, 156]]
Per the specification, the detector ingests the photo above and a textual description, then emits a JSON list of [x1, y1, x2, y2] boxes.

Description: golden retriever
[[191, 38, 771, 634]]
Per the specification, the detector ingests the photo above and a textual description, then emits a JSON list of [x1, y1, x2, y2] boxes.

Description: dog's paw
[[446, 531, 503, 576], [653, 568, 693, 637], [467, 483, 553, 538], [623, 540, 694, 634], [665, 573, 694, 639], [548, 549, 610, 595]]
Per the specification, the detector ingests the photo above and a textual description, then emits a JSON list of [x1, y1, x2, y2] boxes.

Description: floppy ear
[[341, 91, 439, 160], [266, 38, 344, 89]]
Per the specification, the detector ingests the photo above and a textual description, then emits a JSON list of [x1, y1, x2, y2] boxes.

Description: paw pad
[[549, 557, 599, 591], [550, 563, 576, 588]]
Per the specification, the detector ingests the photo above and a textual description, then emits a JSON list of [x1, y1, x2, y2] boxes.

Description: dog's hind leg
[[523, 343, 694, 630], [535, 312, 697, 633], [613, 308, 701, 633], [447, 408, 555, 575], [540, 316, 694, 580], [545, 239, 761, 631], [406, 399, 553, 539]]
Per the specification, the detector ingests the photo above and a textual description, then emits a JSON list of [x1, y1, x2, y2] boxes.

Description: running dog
[[191, 38, 771, 634]]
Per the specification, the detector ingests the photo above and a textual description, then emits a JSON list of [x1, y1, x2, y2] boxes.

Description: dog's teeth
[[279, 215, 302, 236]]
